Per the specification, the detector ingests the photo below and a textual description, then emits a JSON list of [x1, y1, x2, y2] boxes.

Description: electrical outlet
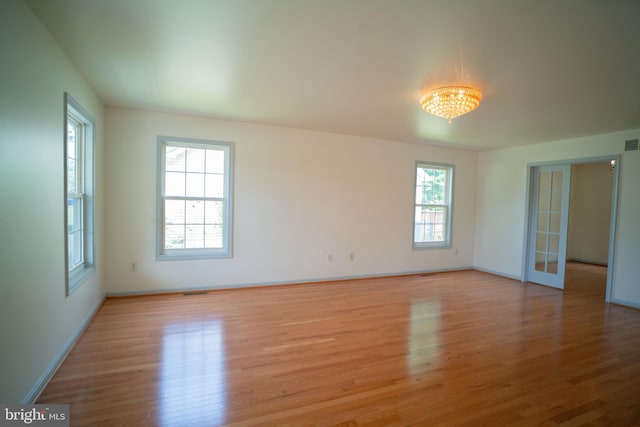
[[327, 254, 333, 262], [129, 262, 137, 272], [349, 252, 355, 262]]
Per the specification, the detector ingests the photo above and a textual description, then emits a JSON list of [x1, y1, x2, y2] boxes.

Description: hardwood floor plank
[[37, 263, 640, 426]]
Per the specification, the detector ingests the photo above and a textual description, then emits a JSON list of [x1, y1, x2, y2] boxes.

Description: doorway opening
[[523, 156, 620, 301], [565, 161, 614, 297]]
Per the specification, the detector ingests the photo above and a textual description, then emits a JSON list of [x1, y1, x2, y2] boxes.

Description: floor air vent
[[625, 139, 639, 151]]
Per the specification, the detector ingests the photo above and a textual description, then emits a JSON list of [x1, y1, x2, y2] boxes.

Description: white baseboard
[[472, 266, 522, 282], [567, 258, 608, 267], [105, 267, 475, 297], [610, 298, 640, 311], [23, 296, 105, 404]]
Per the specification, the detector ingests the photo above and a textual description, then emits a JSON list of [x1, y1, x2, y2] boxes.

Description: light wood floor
[[38, 263, 640, 426]]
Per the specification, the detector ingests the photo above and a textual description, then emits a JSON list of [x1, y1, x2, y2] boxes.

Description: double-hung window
[[158, 137, 233, 259], [65, 93, 95, 294], [413, 162, 453, 248]]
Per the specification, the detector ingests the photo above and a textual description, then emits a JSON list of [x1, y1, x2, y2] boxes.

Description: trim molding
[[106, 267, 474, 297], [23, 296, 105, 404], [472, 266, 521, 282], [566, 258, 608, 267], [610, 298, 640, 311]]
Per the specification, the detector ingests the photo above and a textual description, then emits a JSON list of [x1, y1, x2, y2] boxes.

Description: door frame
[[521, 155, 621, 302]]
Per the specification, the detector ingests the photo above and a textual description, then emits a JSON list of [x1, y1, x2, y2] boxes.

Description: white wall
[[0, 0, 104, 403], [567, 163, 612, 265], [104, 108, 477, 294], [474, 130, 640, 306]]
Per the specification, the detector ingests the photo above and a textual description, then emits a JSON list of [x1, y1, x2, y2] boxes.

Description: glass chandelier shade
[[420, 86, 483, 123]]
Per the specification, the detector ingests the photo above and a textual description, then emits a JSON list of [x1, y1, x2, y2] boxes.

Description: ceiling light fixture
[[420, 86, 483, 123]]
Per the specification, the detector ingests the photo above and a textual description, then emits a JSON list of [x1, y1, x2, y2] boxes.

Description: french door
[[527, 165, 571, 289]]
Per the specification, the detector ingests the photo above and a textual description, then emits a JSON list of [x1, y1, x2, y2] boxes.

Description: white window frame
[[413, 162, 454, 249], [64, 93, 95, 295], [157, 136, 234, 260]]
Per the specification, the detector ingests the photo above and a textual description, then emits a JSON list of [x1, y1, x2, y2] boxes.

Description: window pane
[[67, 196, 83, 269], [186, 148, 206, 173], [416, 167, 447, 205], [67, 159, 77, 193], [166, 146, 186, 172], [186, 172, 205, 197], [67, 123, 77, 158], [205, 225, 223, 248], [165, 200, 185, 225], [165, 172, 185, 196], [415, 168, 427, 204], [165, 225, 185, 249], [186, 200, 204, 224], [67, 202, 73, 233], [206, 150, 225, 174], [68, 230, 83, 269], [205, 174, 224, 198], [205, 201, 223, 224], [414, 206, 446, 242], [67, 196, 83, 232], [185, 225, 205, 248]]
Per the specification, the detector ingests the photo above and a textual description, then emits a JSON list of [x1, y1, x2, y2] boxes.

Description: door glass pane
[[550, 213, 561, 233], [548, 233, 560, 253], [536, 232, 547, 252], [539, 172, 551, 191], [547, 254, 559, 274], [551, 172, 563, 191], [538, 192, 550, 211], [550, 191, 562, 211], [537, 213, 548, 232], [535, 252, 546, 271]]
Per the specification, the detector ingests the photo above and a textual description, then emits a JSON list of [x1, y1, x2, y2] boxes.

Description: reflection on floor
[[160, 321, 226, 426]]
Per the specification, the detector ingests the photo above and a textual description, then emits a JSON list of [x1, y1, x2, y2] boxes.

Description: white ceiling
[[26, 0, 640, 150]]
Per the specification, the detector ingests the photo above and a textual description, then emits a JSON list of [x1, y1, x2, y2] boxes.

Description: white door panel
[[527, 165, 571, 289]]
